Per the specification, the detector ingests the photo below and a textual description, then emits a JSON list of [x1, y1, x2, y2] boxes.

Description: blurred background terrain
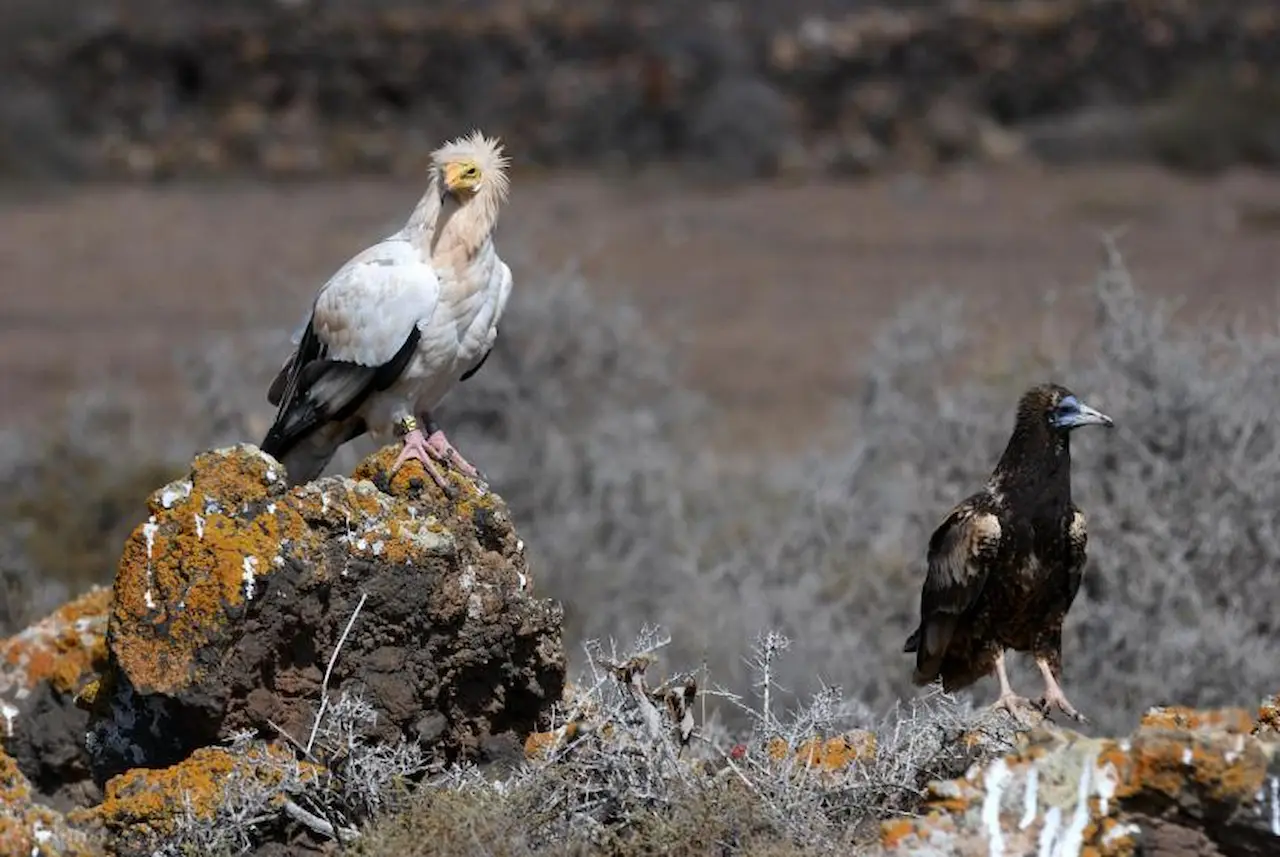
[[2, 0, 1280, 737]]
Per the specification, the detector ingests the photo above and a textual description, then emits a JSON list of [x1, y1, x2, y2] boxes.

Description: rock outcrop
[[83, 443, 565, 783], [8, 0, 1280, 180], [70, 742, 323, 857], [0, 747, 101, 857], [0, 587, 110, 810], [879, 705, 1280, 856]]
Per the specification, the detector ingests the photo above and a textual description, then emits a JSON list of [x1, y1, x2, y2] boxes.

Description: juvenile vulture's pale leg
[[423, 414, 482, 479], [390, 418, 454, 495], [989, 651, 1036, 719], [1034, 657, 1088, 723]]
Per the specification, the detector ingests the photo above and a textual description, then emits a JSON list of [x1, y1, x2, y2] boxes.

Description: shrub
[[355, 625, 1019, 857]]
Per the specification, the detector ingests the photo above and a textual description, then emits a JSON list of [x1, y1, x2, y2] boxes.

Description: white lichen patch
[[1094, 760, 1118, 816], [266, 502, 277, 514], [194, 513, 206, 540], [1018, 765, 1039, 830], [356, 538, 368, 552], [159, 479, 193, 509], [981, 758, 1011, 857], [517, 571, 528, 591], [242, 556, 259, 600], [1182, 747, 1194, 766], [265, 468, 278, 483], [1037, 806, 1062, 857], [372, 541, 385, 556], [143, 516, 159, 557], [1224, 734, 1245, 765], [399, 523, 454, 558], [203, 495, 223, 515], [142, 516, 159, 610], [1101, 821, 1140, 846], [1, 701, 17, 736], [516, 539, 525, 553], [1058, 752, 1095, 857]]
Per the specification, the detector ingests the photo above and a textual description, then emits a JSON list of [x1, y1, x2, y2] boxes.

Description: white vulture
[[260, 131, 512, 493]]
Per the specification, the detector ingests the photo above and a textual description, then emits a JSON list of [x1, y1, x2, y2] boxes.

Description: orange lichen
[[767, 731, 877, 773], [879, 817, 918, 849], [0, 586, 110, 697], [352, 445, 505, 528], [1138, 706, 1254, 735], [921, 777, 978, 814], [1100, 729, 1269, 808], [0, 748, 101, 856], [0, 748, 33, 805], [524, 722, 580, 759], [352, 445, 473, 502], [80, 743, 319, 837], [110, 448, 315, 694], [1089, 817, 1140, 857]]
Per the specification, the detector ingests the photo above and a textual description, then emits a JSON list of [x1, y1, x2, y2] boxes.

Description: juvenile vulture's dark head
[[993, 383, 1113, 499], [1022, 383, 1114, 434]]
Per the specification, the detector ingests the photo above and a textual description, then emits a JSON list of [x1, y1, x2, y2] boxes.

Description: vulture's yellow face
[[443, 159, 484, 197]]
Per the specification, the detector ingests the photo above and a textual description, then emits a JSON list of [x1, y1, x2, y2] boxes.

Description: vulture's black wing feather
[[459, 339, 494, 382], [260, 321, 420, 461], [906, 499, 1003, 683]]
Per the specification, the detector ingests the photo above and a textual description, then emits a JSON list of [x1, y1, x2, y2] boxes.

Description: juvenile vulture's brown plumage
[[904, 383, 1114, 722]]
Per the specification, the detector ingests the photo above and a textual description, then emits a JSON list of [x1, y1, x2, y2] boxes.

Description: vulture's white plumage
[[261, 131, 512, 492]]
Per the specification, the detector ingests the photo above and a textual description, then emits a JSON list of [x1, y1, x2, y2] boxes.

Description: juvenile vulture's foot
[[1035, 686, 1089, 724], [425, 427, 483, 481], [1034, 658, 1088, 724], [989, 692, 1039, 724], [987, 650, 1038, 724], [391, 426, 456, 498]]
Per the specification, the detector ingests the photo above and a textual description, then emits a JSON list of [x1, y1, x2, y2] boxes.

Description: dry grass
[[352, 625, 1015, 857]]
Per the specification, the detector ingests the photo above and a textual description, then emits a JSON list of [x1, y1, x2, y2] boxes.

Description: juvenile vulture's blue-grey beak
[[1051, 395, 1114, 430]]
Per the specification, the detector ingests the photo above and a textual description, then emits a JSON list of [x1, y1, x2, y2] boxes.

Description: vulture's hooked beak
[[1054, 396, 1114, 429]]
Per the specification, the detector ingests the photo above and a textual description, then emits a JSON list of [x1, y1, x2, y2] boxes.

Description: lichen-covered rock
[[879, 704, 1280, 856], [70, 742, 320, 857], [86, 443, 565, 783], [1255, 694, 1280, 736], [0, 587, 110, 809], [0, 747, 102, 856]]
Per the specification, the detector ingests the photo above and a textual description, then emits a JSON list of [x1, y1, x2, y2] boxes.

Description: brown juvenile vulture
[[904, 383, 1114, 722]]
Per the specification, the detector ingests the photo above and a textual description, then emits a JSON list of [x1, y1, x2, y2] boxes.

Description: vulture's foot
[[425, 427, 484, 481], [392, 426, 456, 498], [1034, 657, 1089, 724], [1035, 687, 1089, 724], [989, 692, 1039, 724]]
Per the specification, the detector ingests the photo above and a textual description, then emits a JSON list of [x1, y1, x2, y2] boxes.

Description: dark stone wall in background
[[4, 0, 1280, 180]]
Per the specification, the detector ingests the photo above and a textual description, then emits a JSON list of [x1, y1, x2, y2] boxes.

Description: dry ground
[[1, 163, 1278, 450]]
